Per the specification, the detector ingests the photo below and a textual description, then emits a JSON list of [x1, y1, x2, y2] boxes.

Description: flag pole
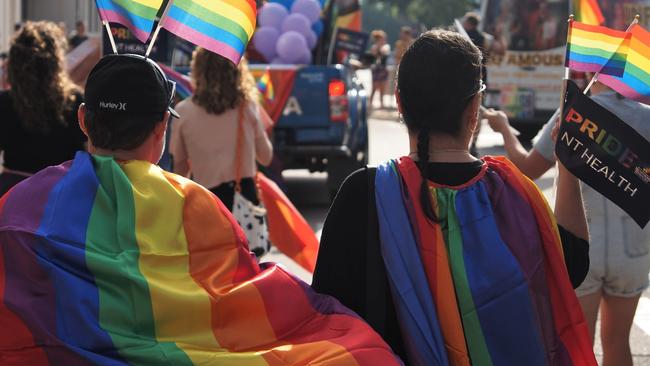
[[583, 14, 640, 95], [145, 0, 173, 58], [103, 20, 118, 54], [546, 15, 575, 126]]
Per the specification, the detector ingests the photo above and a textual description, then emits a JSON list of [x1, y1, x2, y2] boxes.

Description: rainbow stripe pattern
[[374, 156, 596, 365], [573, 0, 605, 25], [95, 0, 163, 43], [257, 69, 275, 103], [158, 63, 193, 100], [0, 152, 401, 365], [566, 20, 630, 77], [160, 0, 256, 65], [599, 24, 650, 105]]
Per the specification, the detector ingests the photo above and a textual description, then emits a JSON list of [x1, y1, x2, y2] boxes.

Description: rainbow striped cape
[[374, 157, 596, 366], [0, 152, 401, 365]]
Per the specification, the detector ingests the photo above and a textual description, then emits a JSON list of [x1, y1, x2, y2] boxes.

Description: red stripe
[[584, 0, 605, 24], [0, 190, 51, 365], [632, 24, 650, 50], [572, 20, 628, 39]]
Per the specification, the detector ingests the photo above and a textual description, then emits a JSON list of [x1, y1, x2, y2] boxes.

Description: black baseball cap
[[85, 54, 179, 119]]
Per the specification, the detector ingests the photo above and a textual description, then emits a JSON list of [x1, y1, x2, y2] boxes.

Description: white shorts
[[575, 190, 650, 298]]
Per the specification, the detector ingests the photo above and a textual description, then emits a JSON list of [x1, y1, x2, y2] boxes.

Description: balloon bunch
[[253, 0, 324, 64]]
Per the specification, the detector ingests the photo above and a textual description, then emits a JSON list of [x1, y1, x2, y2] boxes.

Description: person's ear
[[465, 93, 481, 134], [78, 103, 89, 137], [154, 111, 170, 140], [395, 87, 404, 114]]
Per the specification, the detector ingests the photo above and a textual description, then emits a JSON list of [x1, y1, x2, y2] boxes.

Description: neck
[[89, 145, 154, 164], [408, 133, 477, 163]]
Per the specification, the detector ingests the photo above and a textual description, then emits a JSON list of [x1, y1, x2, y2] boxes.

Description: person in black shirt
[[68, 21, 89, 49], [313, 30, 595, 365], [0, 21, 86, 196]]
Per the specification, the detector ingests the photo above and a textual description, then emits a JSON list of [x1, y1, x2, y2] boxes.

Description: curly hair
[[7, 21, 79, 133], [190, 48, 259, 115]]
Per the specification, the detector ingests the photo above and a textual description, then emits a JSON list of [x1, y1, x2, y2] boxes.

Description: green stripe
[[113, 0, 159, 20], [568, 43, 627, 61], [85, 156, 193, 366], [436, 188, 493, 366], [625, 62, 650, 88], [173, 0, 249, 43]]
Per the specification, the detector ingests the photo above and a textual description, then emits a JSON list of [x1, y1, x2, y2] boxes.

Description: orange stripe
[[220, 0, 256, 29], [572, 20, 628, 39], [632, 24, 650, 51]]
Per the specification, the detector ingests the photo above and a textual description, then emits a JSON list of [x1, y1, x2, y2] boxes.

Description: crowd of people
[[0, 18, 647, 366]]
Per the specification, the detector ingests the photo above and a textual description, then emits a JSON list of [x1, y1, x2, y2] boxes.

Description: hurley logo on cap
[[99, 101, 127, 111]]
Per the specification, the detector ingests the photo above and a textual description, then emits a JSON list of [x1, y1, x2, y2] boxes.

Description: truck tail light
[[329, 80, 348, 122]]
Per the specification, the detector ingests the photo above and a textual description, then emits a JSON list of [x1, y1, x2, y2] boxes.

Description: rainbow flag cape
[[566, 20, 630, 77], [257, 173, 318, 272], [599, 24, 650, 105], [0, 152, 401, 365], [374, 156, 596, 366], [158, 63, 193, 100], [573, 0, 605, 26], [95, 0, 163, 43], [160, 0, 256, 65]]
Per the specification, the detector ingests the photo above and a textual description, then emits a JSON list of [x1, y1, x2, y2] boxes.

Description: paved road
[[263, 114, 650, 364]]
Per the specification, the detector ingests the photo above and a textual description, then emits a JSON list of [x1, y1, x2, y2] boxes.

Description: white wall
[[0, 0, 21, 52], [22, 0, 100, 38]]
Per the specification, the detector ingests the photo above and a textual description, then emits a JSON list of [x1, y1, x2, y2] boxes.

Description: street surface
[[264, 110, 650, 365]]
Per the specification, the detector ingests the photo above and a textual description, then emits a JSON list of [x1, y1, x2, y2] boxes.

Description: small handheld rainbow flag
[[95, 0, 163, 43], [256, 69, 275, 103], [573, 0, 605, 25], [160, 0, 256, 65], [158, 63, 193, 99], [599, 24, 650, 105], [566, 20, 630, 77]]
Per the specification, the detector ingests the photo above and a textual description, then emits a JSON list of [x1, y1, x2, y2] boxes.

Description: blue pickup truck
[[250, 64, 369, 198]]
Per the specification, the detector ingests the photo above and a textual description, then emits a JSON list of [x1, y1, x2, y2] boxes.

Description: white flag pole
[[145, 0, 173, 58], [103, 20, 118, 54]]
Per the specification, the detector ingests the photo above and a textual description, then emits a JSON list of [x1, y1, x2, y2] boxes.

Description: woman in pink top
[[170, 48, 273, 211]]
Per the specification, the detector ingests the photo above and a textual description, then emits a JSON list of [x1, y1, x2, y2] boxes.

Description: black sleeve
[[312, 168, 370, 315], [558, 225, 590, 289]]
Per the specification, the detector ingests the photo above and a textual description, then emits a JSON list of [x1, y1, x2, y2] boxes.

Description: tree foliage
[[365, 0, 479, 28]]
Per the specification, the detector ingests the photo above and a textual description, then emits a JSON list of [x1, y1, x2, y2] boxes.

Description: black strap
[[364, 166, 386, 334]]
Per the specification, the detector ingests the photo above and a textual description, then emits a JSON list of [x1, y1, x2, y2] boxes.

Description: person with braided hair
[[313, 29, 597, 365], [0, 21, 85, 196]]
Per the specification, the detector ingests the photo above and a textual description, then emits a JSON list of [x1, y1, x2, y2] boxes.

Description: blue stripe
[[375, 161, 449, 366], [617, 70, 650, 94], [454, 182, 546, 366], [167, 5, 245, 54], [568, 52, 626, 69], [35, 152, 128, 365], [96, 0, 155, 35]]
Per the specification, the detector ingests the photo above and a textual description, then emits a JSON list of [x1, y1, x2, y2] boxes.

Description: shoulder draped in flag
[[95, 0, 163, 43], [160, 0, 256, 65], [374, 156, 596, 365], [573, 0, 605, 26], [566, 20, 630, 77], [0, 152, 401, 365], [599, 24, 650, 105]]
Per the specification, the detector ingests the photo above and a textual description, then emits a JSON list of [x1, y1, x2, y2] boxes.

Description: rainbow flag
[[160, 0, 256, 65], [566, 20, 630, 77], [599, 24, 650, 105], [375, 156, 596, 365], [0, 152, 401, 365], [256, 69, 275, 103], [573, 0, 605, 25], [158, 63, 193, 100], [95, 0, 163, 43]]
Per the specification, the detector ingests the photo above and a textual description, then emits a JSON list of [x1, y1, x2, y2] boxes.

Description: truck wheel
[[326, 147, 368, 200]]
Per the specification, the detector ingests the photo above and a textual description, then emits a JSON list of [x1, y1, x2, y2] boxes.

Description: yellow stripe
[[182, 0, 255, 37], [570, 34, 627, 54], [571, 28, 627, 49], [631, 35, 650, 60], [132, 0, 164, 10], [628, 49, 650, 72], [124, 162, 267, 364]]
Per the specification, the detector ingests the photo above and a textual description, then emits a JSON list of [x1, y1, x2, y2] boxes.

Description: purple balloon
[[281, 13, 311, 38], [253, 26, 280, 61], [295, 48, 313, 64], [271, 57, 287, 64], [305, 30, 317, 50], [259, 3, 288, 30], [291, 0, 322, 23], [276, 31, 308, 63]]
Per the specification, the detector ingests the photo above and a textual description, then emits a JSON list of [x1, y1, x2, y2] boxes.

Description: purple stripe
[[568, 60, 608, 73], [1, 163, 93, 365], [102, 10, 150, 43], [481, 170, 572, 365], [599, 74, 650, 105], [161, 17, 242, 64]]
